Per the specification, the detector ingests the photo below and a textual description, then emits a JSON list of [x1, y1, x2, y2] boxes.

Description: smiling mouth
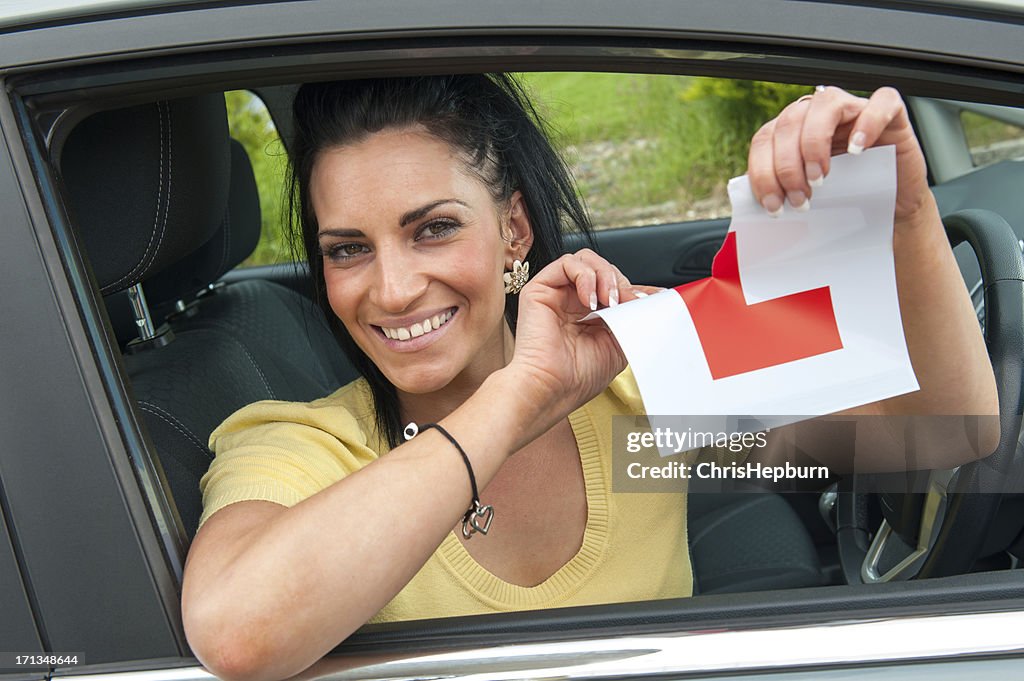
[[376, 307, 457, 341]]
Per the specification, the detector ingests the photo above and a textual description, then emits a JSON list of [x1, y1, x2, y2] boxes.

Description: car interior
[[44, 71, 1024, 636]]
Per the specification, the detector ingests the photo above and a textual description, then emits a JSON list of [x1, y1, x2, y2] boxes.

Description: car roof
[[2, 0, 1024, 31], [0, 0, 205, 29]]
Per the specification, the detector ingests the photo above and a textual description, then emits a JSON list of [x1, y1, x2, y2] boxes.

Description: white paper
[[586, 145, 919, 452]]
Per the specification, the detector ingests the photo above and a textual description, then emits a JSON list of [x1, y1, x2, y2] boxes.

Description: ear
[[503, 191, 534, 266]]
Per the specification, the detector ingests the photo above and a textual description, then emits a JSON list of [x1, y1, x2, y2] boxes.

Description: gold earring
[[503, 259, 529, 295]]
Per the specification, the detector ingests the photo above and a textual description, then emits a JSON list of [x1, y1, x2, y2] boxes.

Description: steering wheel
[[836, 209, 1024, 583]]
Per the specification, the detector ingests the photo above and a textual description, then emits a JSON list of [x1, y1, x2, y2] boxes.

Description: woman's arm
[[182, 251, 639, 681], [747, 86, 999, 470], [183, 370, 538, 681]]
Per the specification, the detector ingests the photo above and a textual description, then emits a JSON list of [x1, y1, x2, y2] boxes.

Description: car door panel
[[572, 218, 730, 288], [0, 99, 183, 665], [0, 506, 45, 681]]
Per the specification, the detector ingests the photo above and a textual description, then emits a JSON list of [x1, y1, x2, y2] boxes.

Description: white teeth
[[382, 309, 454, 342]]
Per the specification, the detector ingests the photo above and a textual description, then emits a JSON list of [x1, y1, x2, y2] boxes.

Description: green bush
[[520, 74, 813, 225], [655, 79, 813, 200]]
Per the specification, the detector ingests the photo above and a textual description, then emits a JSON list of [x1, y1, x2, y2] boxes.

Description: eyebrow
[[399, 198, 468, 227], [317, 228, 364, 239], [317, 198, 469, 241]]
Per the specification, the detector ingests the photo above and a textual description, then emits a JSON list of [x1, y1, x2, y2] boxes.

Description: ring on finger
[[797, 85, 829, 104]]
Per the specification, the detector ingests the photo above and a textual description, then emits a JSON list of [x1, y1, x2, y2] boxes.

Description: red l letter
[[676, 232, 843, 380]]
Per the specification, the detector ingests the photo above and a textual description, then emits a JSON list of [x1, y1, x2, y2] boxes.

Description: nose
[[369, 245, 428, 313]]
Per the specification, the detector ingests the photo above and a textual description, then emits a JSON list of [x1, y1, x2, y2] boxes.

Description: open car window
[[43, 72, 1024, 673], [5, 4, 1024, 678], [523, 74, 813, 230]]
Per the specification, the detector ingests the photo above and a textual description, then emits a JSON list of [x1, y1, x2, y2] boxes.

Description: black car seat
[[688, 492, 825, 593], [62, 94, 356, 538]]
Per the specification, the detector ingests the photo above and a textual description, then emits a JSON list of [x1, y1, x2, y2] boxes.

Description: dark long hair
[[289, 74, 595, 449]]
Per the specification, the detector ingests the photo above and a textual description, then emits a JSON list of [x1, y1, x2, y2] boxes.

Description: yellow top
[[199, 369, 691, 623]]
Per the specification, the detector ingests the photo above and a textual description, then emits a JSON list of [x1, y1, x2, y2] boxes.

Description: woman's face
[[311, 127, 531, 395]]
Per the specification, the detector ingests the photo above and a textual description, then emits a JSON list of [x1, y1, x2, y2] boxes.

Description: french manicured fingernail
[[635, 291, 648, 298], [805, 161, 824, 187], [762, 194, 784, 218], [589, 292, 598, 311], [787, 190, 810, 212], [848, 131, 866, 155], [609, 287, 619, 307]]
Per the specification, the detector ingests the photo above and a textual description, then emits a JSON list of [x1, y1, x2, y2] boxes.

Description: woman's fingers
[[770, 96, 814, 211], [748, 119, 785, 216], [798, 86, 867, 183], [578, 250, 632, 309], [628, 284, 666, 299], [749, 86, 910, 216], [528, 249, 638, 311], [845, 87, 907, 153]]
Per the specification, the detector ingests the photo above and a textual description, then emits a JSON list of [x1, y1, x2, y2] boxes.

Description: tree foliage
[[224, 91, 290, 266]]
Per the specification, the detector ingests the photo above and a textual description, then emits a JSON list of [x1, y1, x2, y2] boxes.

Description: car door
[[0, 78, 186, 676], [3, 2, 1024, 681]]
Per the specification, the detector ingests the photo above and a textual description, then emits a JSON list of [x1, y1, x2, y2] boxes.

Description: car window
[[961, 109, 1024, 168], [518, 73, 812, 229], [235, 74, 813, 259], [225, 90, 290, 266]]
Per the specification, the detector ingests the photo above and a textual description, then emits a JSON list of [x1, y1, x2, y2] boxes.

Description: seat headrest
[[62, 94, 231, 295], [143, 139, 263, 306]]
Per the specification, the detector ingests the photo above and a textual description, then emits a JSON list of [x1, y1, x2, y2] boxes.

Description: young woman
[[181, 75, 997, 681]]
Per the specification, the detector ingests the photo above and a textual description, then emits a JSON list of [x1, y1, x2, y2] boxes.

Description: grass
[[518, 73, 702, 225], [961, 110, 1024, 150], [231, 74, 812, 263], [517, 72, 690, 147]]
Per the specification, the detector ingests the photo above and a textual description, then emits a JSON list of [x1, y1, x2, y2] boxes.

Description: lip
[[372, 306, 458, 353]]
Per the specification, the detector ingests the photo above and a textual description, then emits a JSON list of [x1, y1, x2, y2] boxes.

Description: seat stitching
[[270, 284, 333, 386], [105, 101, 172, 292], [689, 495, 774, 548], [103, 103, 164, 292], [144, 100, 174, 281], [222, 335, 278, 400], [138, 401, 211, 459]]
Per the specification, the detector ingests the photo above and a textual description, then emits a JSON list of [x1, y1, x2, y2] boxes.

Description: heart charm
[[462, 503, 494, 538]]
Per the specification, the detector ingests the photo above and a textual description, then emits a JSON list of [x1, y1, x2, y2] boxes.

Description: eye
[[416, 218, 460, 241], [322, 242, 369, 263]]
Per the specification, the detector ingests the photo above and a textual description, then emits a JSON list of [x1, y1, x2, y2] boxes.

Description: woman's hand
[[751, 85, 997, 442], [505, 249, 646, 423], [747, 86, 933, 228]]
